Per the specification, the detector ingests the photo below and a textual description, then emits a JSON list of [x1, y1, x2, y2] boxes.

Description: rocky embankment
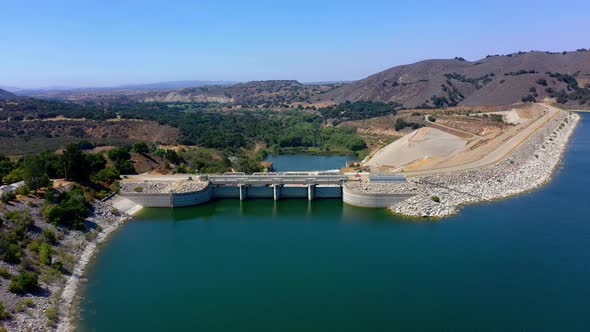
[[387, 110, 579, 218], [0, 198, 130, 332], [345, 181, 421, 194]]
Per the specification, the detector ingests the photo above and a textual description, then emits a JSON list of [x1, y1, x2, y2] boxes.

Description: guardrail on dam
[[119, 173, 414, 209]]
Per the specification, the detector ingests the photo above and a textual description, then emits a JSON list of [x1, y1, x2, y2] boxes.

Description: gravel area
[[119, 181, 173, 193], [119, 180, 208, 194], [174, 181, 209, 193]]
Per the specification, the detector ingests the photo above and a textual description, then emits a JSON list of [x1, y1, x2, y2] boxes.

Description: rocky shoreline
[[55, 202, 131, 332], [390, 110, 580, 218], [0, 199, 130, 332]]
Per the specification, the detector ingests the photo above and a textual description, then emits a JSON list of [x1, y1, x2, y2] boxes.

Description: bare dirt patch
[[366, 127, 466, 168]]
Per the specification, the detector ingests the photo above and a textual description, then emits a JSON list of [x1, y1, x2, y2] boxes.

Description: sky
[[1, 0, 589, 89]]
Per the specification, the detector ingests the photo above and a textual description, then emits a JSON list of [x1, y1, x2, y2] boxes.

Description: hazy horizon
[[1, 0, 589, 89]]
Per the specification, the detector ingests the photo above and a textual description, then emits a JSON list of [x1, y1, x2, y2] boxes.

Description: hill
[[139, 80, 343, 105], [322, 50, 590, 107], [0, 88, 18, 100], [24, 80, 344, 107]]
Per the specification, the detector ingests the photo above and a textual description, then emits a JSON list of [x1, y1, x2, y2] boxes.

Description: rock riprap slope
[[389, 110, 579, 217]]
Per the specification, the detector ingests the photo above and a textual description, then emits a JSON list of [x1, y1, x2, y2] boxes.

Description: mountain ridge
[[321, 50, 590, 107]]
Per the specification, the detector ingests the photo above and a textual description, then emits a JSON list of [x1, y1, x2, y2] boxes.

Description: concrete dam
[[119, 173, 416, 209]]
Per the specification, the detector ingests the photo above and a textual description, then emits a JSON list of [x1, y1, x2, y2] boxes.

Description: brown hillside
[[322, 51, 590, 107]]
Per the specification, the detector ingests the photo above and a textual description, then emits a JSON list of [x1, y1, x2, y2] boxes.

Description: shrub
[[133, 186, 143, 192], [132, 142, 149, 154], [15, 185, 29, 196], [0, 302, 9, 320], [42, 229, 57, 245], [1, 191, 16, 203], [428, 115, 436, 122], [51, 261, 64, 274], [14, 301, 24, 313], [536, 79, 548, 86], [431, 196, 441, 203], [8, 271, 38, 294], [45, 306, 58, 326], [24, 298, 35, 307], [39, 242, 51, 266], [0, 243, 22, 264], [94, 167, 120, 183], [77, 140, 95, 150], [43, 188, 90, 229], [0, 267, 10, 279], [395, 118, 407, 131]]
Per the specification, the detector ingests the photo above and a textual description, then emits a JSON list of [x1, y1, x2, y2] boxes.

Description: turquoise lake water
[[78, 114, 590, 331]]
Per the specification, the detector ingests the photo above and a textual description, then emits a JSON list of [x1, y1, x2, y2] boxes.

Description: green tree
[[85, 153, 107, 174], [62, 144, 90, 181], [23, 155, 49, 192], [2, 167, 24, 185], [94, 167, 120, 183], [132, 142, 149, 154], [237, 158, 263, 174], [107, 147, 135, 174], [43, 187, 90, 229], [0, 154, 14, 184], [395, 118, 407, 131]]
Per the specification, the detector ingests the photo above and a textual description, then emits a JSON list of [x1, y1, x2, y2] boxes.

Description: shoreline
[[55, 202, 133, 332], [390, 110, 580, 218]]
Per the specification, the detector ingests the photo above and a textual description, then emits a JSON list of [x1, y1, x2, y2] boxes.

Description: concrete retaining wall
[[173, 186, 212, 207], [121, 192, 173, 207], [342, 186, 415, 208], [212, 186, 240, 198], [123, 184, 212, 207]]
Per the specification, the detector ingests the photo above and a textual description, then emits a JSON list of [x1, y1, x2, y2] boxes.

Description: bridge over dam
[[118, 173, 416, 209]]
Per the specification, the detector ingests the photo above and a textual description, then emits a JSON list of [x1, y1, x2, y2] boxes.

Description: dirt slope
[[365, 127, 466, 168]]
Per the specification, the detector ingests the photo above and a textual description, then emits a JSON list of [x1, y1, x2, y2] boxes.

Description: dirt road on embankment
[[400, 104, 560, 177]]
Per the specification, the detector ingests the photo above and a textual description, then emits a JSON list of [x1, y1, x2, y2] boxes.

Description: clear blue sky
[[1, 0, 589, 88]]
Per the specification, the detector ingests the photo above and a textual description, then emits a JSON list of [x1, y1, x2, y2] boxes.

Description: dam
[[118, 173, 415, 209]]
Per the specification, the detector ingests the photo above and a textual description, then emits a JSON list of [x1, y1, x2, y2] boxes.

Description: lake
[[78, 114, 590, 331]]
